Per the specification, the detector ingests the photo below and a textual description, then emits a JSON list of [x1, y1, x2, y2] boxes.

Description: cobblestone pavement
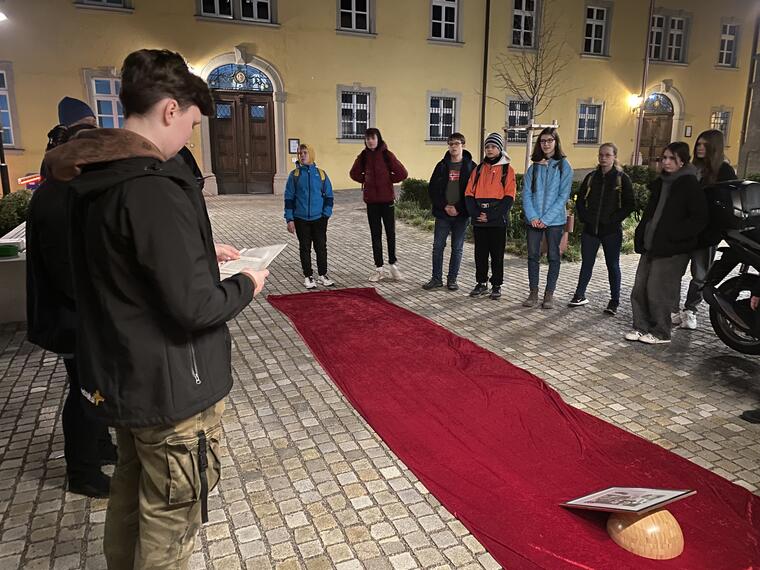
[[1, 190, 758, 570]]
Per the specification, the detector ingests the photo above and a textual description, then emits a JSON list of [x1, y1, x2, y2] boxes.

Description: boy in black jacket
[[45, 49, 269, 569], [423, 132, 477, 291]]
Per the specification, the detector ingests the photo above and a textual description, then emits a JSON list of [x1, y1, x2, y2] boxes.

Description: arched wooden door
[[639, 94, 674, 170], [207, 64, 275, 194]]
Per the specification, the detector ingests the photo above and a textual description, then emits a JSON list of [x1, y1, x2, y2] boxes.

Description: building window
[[340, 90, 370, 139], [583, 6, 607, 55], [339, 0, 370, 32], [198, 0, 275, 23], [431, 0, 458, 42], [710, 110, 731, 138], [92, 78, 123, 128], [577, 103, 601, 144], [0, 71, 14, 147], [649, 15, 665, 59], [76, 0, 131, 7], [718, 23, 738, 67], [512, 0, 537, 48], [428, 96, 456, 141], [507, 100, 531, 143], [666, 17, 685, 62]]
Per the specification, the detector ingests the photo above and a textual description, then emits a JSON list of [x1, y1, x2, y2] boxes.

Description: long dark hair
[[45, 123, 96, 151], [364, 127, 384, 149], [692, 129, 726, 184], [530, 127, 566, 162], [662, 141, 691, 166]]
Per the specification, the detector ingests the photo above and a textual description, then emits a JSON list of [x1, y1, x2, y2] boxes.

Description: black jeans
[[63, 357, 111, 479], [575, 229, 623, 302], [473, 226, 507, 287], [294, 217, 329, 277], [366, 203, 396, 267]]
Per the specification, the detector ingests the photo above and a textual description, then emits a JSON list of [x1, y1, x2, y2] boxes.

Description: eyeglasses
[[540, 138, 555, 144]]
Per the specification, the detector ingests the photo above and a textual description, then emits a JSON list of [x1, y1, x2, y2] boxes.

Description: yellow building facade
[[0, 0, 756, 194]]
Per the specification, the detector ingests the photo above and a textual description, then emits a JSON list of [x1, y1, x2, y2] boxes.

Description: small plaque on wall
[[288, 138, 300, 154], [684, 125, 693, 138]]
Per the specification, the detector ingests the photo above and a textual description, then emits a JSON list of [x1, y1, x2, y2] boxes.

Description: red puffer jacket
[[349, 143, 408, 204]]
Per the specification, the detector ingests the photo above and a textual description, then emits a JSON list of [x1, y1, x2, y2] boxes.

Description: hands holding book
[[215, 243, 270, 296]]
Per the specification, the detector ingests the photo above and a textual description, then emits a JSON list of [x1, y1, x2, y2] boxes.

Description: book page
[[219, 244, 287, 276]]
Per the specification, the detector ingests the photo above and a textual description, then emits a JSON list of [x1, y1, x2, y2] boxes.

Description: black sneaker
[[490, 286, 502, 300], [68, 472, 111, 498], [469, 283, 489, 297], [568, 295, 589, 307], [422, 278, 443, 290], [604, 300, 619, 316], [740, 409, 760, 424], [446, 279, 459, 291]]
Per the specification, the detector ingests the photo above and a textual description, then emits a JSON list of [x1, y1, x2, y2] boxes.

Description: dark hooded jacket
[[349, 142, 408, 204], [427, 149, 477, 219], [43, 129, 253, 428]]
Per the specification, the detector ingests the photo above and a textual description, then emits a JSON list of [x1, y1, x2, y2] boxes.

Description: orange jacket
[[464, 157, 516, 226]]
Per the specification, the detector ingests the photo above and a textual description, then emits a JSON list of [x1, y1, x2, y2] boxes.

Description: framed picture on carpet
[[561, 487, 696, 514]]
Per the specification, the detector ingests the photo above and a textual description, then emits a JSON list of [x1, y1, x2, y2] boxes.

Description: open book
[[561, 487, 696, 515], [219, 244, 287, 277]]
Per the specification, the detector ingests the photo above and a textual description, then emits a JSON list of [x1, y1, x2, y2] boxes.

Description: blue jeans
[[574, 229, 623, 302], [432, 216, 469, 281], [526, 225, 564, 292]]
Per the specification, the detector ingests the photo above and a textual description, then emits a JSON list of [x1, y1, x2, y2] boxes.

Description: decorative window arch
[[643, 93, 674, 115], [206, 64, 273, 92]]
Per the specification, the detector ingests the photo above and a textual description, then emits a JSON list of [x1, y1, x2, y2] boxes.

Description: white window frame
[[649, 15, 665, 60], [337, 0, 373, 34], [710, 109, 732, 141], [426, 93, 459, 142], [583, 6, 607, 56], [666, 16, 686, 63], [506, 99, 532, 143], [0, 63, 20, 149], [197, 0, 277, 23], [430, 0, 459, 43], [576, 102, 603, 145], [241, 0, 271, 22], [0, 71, 15, 147], [337, 85, 375, 141], [511, 0, 538, 49], [74, 0, 133, 9], [718, 23, 739, 67], [87, 75, 123, 129], [201, 0, 233, 17]]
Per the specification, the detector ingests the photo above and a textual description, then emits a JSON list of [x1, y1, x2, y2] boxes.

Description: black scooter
[[702, 180, 760, 355]]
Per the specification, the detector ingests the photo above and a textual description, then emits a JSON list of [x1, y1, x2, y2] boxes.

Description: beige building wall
[[1, 0, 757, 193]]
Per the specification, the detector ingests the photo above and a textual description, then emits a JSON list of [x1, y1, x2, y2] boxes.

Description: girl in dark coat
[[349, 128, 408, 282], [673, 129, 737, 330]]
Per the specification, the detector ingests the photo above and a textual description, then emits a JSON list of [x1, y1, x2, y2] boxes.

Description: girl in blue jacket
[[284, 144, 335, 289], [521, 127, 574, 309]]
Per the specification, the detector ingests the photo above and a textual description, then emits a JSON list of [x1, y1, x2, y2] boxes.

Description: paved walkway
[[1, 190, 758, 570]]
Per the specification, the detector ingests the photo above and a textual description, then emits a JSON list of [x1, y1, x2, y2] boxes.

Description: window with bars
[[577, 103, 601, 144], [0, 71, 14, 147], [649, 15, 665, 59], [339, 0, 370, 32], [583, 6, 607, 55], [92, 78, 124, 129], [428, 96, 456, 141], [512, 0, 536, 48], [666, 17, 685, 62], [431, 0, 458, 41], [340, 91, 370, 139], [718, 23, 738, 67], [710, 111, 730, 138], [507, 100, 531, 143]]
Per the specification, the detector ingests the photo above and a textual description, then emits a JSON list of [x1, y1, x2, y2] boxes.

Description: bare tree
[[491, 0, 573, 165]]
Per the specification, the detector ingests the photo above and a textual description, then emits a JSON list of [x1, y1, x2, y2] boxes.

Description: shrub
[[746, 173, 760, 182], [0, 190, 32, 236], [399, 178, 430, 209], [623, 165, 655, 185]]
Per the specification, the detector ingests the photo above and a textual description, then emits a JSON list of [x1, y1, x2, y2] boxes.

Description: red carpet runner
[[268, 288, 760, 569]]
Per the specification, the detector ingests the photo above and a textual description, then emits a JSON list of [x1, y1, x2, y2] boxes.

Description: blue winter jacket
[[522, 158, 574, 227], [284, 162, 334, 222]]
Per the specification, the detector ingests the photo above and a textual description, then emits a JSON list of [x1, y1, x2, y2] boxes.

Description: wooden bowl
[[607, 508, 684, 560]]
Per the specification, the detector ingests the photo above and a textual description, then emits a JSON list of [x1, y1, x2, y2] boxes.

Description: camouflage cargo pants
[[103, 400, 225, 570]]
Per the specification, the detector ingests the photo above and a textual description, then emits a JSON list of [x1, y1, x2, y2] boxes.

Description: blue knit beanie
[[58, 97, 95, 127], [484, 132, 504, 153]]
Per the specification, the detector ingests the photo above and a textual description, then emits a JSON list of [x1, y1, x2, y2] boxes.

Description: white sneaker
[[304, 276, 317, 289], [639, 333, 671, 344], [671, 311, 683, 327], [680, 311, 697, 330], [388, 263, 403, 281], [368, 267, 386, 282], [624, 330, 644, 342], [317, 274, 335, 287]]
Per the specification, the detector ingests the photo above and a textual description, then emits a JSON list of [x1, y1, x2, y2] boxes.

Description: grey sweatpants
[[631, 253, 691, 340]]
